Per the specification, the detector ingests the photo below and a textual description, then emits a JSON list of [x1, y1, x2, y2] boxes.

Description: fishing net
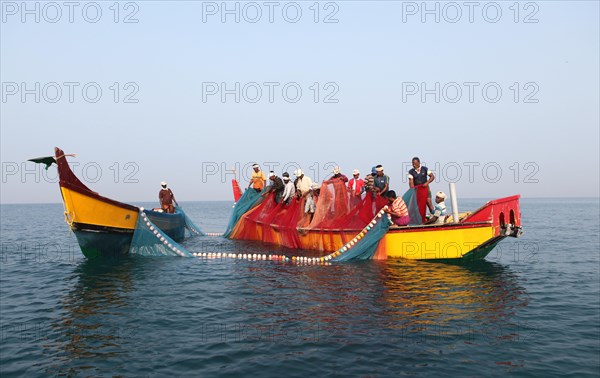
[[180, 207, 205, 236], [402, 188, 423, 225], [127, 181, 422, 261], [129, 206, 207, 257], [227, 181, 391, 254], [223, 188, 263, 238], [129, 210, 193, 257], [331, 213, 392, 261], [128, 183, 420, 261]]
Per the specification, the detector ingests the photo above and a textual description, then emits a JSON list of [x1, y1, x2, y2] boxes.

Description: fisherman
[[348, 169, 364, 196], [309, 183, 320, 218], [408, 157, 435, 213], [373, 165, 390, 197], [248, 163, 266, 192], [294, 169, 315, 216], [281, 172, 296, 204], [159, 181, 178, 214], [383, 190, 410, 226], [264, 171, 285, 203], [424, 191, 448, 225], [361, 166, 377, 194], [327, 166, 348, 183]]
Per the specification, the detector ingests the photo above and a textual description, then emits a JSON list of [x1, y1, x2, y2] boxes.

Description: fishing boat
[[225, 178, 524, 261], [49, 147, 187, 258]]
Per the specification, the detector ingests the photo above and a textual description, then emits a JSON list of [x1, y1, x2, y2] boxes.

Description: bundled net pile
[[227, 180, 400, 254]]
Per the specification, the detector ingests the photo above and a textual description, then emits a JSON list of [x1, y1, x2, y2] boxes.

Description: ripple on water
[[1, 200, 599, 377]]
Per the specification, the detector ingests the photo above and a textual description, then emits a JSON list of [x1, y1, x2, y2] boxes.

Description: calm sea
[[1, 198, 599, 377]]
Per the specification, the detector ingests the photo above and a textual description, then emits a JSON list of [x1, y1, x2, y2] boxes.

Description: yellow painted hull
[[60, 187, 138, 230], [243, 223, 496, 260], [376, 225, 495, 260]]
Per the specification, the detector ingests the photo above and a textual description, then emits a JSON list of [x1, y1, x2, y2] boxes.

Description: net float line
[[191, 206, 390, 264]]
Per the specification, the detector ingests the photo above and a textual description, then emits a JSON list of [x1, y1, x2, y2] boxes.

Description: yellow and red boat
[[226, 179, 523, 261], [52, 147, 187, 258]]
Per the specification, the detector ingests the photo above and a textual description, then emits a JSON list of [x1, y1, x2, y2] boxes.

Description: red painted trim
[[55, 147, 139, 212], [461, 194, 521, 236]]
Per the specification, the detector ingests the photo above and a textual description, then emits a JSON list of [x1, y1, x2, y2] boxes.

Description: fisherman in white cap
[[248, 163, 266, 192], [293, 169, 315, 216], [307, 182, 321, 216], [373, 165, 390, 197], [348, 169, 363, 193], [281, 172, 296, 204], [424, 191, 448, 225], [347, 169, 365, 202], [263, 171, 285, 203], [159, 181, 178, 213], [327, 166, 348, 183]]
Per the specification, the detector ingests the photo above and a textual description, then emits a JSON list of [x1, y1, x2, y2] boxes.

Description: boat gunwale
[[462, 194, 521, 223]]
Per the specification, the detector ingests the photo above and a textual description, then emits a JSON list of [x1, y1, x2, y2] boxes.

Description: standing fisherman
[[159, 181, 178, 213], [248, 163, 266, 192], [408, 157, 435, 221]]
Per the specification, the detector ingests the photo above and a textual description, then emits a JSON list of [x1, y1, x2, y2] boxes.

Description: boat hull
[[144, 209, 186, 242], [70, 210, 186, 258], [73, 226, 133, 259], [375, 223, 497, 260]]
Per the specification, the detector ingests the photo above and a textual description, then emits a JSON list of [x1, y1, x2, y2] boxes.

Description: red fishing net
[[228, 181, 388, 252]]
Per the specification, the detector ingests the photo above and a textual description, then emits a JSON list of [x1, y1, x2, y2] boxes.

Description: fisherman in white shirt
[[281, 172, 296, 204], [294, 169, 314, 214]]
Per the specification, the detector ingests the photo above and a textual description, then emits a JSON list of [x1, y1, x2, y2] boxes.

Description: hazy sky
[[1, 1, 599, 204]]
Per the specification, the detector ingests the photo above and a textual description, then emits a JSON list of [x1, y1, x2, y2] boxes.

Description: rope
[[55, 153, 76, 160]]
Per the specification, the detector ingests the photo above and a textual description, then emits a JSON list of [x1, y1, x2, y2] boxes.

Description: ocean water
[[0, 198, 598, 377]]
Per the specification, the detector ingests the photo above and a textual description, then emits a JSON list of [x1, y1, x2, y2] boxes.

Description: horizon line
[[2, 196, 599, 206]]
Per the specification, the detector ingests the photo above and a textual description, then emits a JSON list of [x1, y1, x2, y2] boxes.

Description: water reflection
[[47, 257, 138, 376], [377, 260, 528, 332], [46, 253, 529, 375], [230, 259, 528, 345]]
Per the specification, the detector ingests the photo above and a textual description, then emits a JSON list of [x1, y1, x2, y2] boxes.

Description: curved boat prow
[[55, 147, 96, 195]]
